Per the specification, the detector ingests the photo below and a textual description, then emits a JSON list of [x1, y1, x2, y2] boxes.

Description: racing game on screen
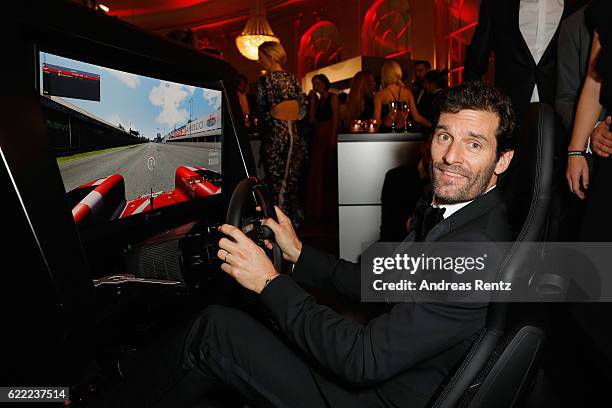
[[39, 51, 222, 228]]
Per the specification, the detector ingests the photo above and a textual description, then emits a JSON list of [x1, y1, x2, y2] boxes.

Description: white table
[[337, 132, 425, 261]]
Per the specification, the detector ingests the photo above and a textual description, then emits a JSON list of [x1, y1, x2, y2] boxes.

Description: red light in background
[[297, 20, 341, 78], [110, 0, 209, 17], [385, 49, 410, 59]]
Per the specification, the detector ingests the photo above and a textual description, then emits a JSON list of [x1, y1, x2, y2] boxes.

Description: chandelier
[[235, 0, 279, 61]]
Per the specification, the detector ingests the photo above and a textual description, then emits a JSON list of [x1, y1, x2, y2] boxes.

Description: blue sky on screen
[[40, 52, 221, 140]]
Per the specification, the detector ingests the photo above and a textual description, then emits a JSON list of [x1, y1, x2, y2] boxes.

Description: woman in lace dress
[[257, 41, 307, 224]]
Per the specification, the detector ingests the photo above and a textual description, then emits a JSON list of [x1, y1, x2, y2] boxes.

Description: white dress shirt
[[519, 0, 564, 102]]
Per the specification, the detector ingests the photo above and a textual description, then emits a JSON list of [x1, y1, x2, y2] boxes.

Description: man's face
[[414, 64, 429, 82], [312, 78, 325, 94], [367, 74, 376, 93], [430, 110, 513, 204]]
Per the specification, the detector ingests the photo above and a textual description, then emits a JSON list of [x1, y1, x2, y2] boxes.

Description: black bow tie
[[412, 201, 446, 241]]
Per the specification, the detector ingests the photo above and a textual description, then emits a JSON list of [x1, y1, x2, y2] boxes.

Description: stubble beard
[[431, 160, 496, 204]]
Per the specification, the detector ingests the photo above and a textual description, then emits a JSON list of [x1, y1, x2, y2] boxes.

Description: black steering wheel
[[225, 177, 283, 272]]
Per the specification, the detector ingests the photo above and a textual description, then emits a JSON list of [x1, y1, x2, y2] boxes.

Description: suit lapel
[[402, 189, 504, 244], [424, 220, 451, 242], [513, 0, 537, 67], [423, 189, 505, 242], [539, 0, 570, 66]]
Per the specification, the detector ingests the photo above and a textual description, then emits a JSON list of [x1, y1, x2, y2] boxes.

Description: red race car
[[69, 166, 222, 226]]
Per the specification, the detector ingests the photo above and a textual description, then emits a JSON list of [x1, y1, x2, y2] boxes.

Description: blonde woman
[[256, 41, 307, 224], [374, 60, 431, 131]]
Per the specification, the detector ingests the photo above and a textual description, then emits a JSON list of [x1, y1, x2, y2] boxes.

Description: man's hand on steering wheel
[[217, 224, 279, 294], [261, 206, 303, 264]]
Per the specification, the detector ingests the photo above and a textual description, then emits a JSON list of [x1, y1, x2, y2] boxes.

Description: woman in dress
[[305, 74, 340, 219], [374, 60, 431, 132], [256, 41, 307, 224], [566, 0, 612, 241], [344, 70, 377, 126]]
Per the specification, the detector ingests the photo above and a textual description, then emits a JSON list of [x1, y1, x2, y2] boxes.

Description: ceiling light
[[235, 0, 279, 61]]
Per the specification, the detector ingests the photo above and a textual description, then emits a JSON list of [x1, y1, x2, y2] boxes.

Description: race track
[[58, 143, 221, 199]]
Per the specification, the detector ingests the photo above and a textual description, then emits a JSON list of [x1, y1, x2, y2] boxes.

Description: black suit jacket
[[259, 189, 512, 407], [464, 0, 581, 121], [555, 5, 607, 133]]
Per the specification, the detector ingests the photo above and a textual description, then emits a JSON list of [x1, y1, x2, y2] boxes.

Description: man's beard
[[430, 159, 496, 204]]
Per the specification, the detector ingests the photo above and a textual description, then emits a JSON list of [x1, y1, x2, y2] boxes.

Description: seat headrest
[[487, 103, 555, 332], [499, 103, 555, 242]]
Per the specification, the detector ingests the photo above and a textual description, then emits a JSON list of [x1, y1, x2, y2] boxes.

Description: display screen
[[39, 51, 223, 228]]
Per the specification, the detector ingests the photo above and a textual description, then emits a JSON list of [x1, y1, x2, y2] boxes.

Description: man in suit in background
[[419, 69, 448, 123], [555, 3, 599, 133], [413, 60, 432, 114], [464, 0, 588, 242], [237, 74, 256, 128], [107, 82, 515, 408], [464, 0, 586, 123]]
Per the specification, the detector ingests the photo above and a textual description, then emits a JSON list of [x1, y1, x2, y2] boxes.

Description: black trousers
[[580, 155, 612, 241], [104, 305, 383, 408]]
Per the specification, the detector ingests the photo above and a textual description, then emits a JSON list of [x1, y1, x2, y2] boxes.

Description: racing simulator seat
[[430, 103, 555, 407]]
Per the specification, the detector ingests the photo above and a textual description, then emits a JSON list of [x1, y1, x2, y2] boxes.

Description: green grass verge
[[56, 144, 140, 164]]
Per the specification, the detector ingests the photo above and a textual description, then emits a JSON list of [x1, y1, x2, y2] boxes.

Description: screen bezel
[[1, 2, 257, 382]]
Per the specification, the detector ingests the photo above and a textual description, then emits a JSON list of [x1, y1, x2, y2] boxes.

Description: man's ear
[[494, 149, 514, 175]]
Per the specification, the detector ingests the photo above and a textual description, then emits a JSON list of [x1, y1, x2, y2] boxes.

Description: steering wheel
[[225, 177, 283, 272]]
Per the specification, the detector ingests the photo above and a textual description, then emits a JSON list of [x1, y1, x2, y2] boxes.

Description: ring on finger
[[224, 251, 230, 264]]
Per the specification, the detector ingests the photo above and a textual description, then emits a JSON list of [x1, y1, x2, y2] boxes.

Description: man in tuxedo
[[419, 69, 448, 123], [237, 74, 256, 127], [464, 0, 586, 123], [107, 82, 515, 408], [413, 60, 432, 115], [556, 3, 597, 133]]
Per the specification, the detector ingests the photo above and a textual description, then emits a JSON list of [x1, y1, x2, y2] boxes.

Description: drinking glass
[[399, 101, 410, 131], [389, 101, 399, 133]]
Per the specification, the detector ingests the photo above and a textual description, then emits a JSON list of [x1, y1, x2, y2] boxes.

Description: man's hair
[[436, 81, 515, 155], [414, 60, 432, 70], [424, 70, 448, 89]]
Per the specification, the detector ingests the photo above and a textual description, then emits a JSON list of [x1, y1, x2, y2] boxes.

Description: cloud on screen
[[149, 81, 191, 127], [203, 89, 221, 110]]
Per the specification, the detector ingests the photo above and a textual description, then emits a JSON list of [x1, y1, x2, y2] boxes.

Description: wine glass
[[389, 101, 399, 133], [399, 101, 410, 132]]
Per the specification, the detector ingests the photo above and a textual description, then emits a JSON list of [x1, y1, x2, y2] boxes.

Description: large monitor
[[38, 51, 223, 228]]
